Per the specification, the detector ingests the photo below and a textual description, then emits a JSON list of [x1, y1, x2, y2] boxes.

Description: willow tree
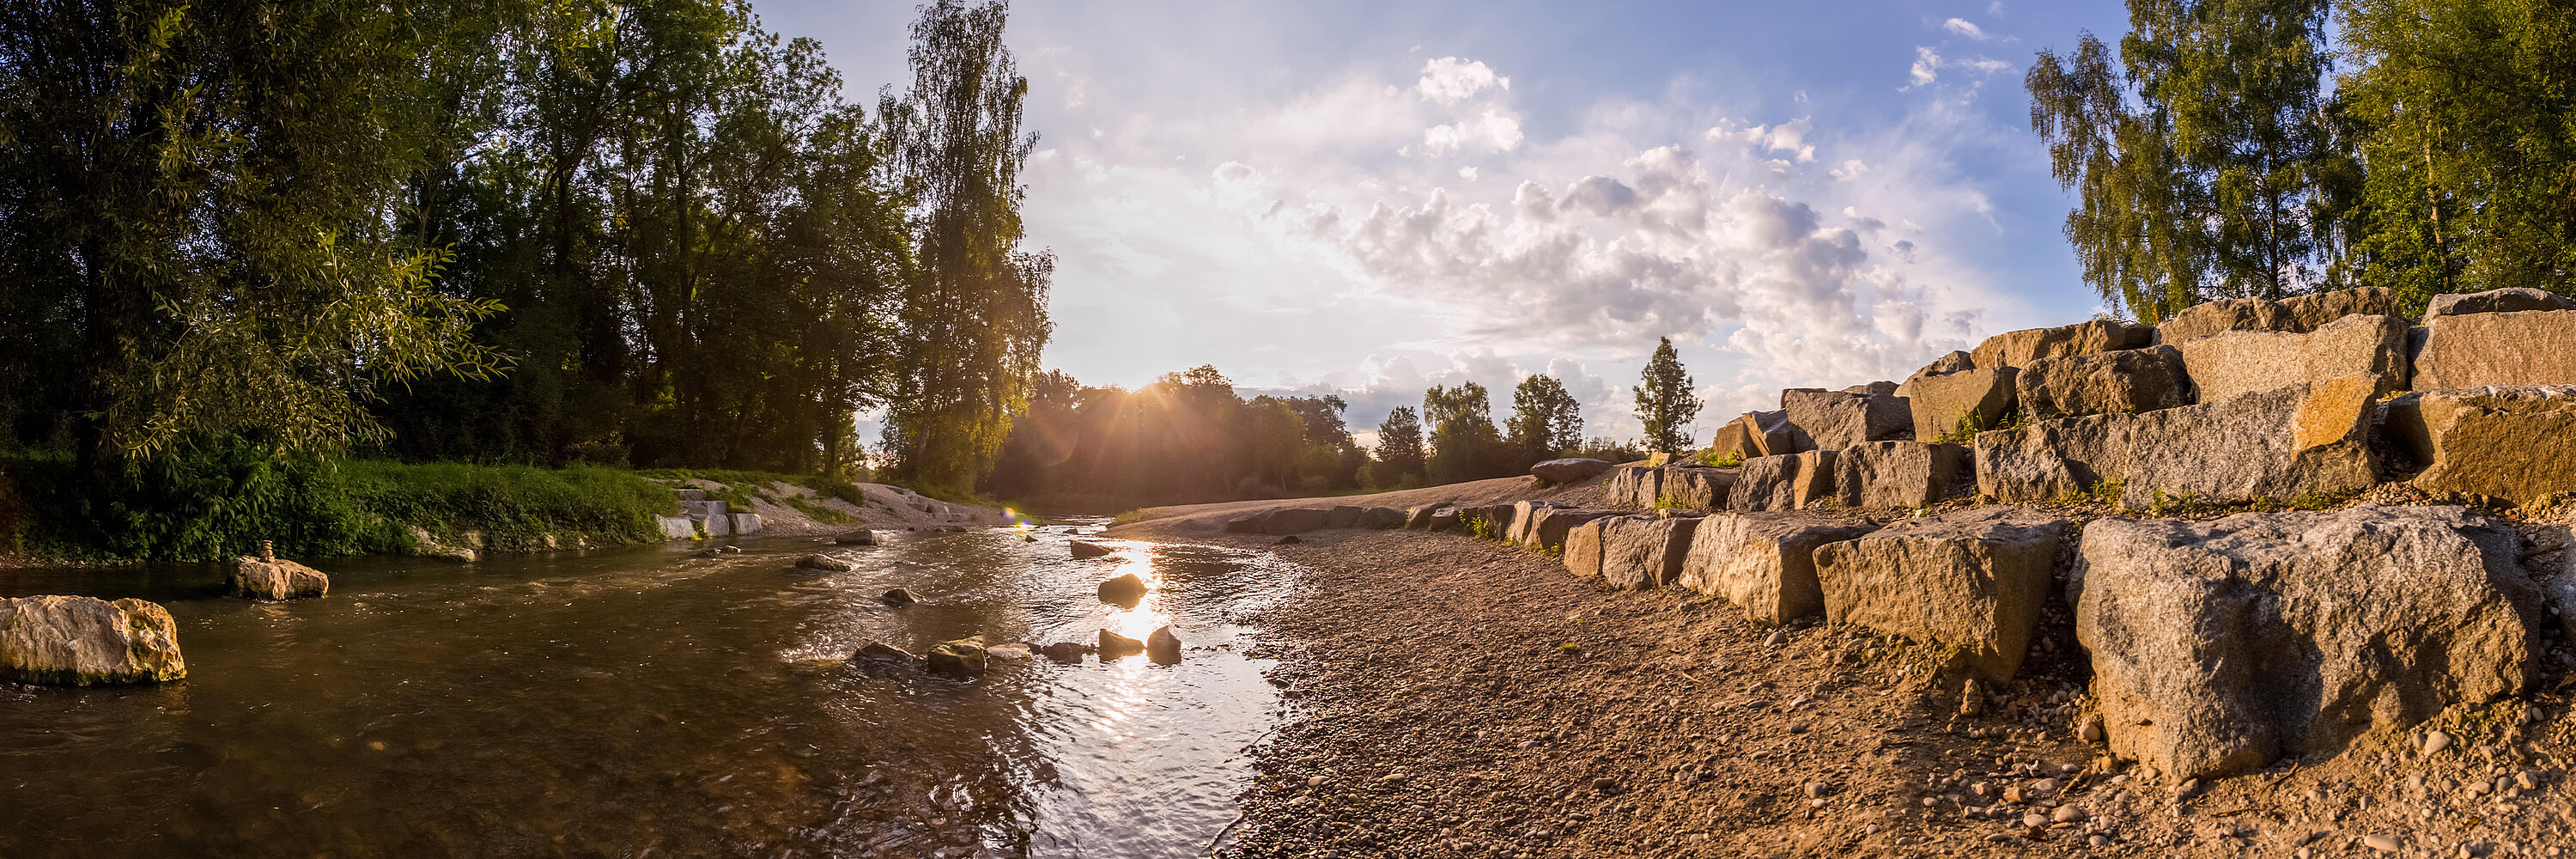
[[0, 0, 507, 477], [2026, 0, 2355, 321], [879, 0, 1054, 492]]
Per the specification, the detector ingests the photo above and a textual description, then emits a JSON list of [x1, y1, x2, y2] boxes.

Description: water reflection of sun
[[1103, 549, 1169, 642]]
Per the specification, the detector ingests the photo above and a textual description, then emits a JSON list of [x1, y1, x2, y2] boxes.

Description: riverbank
[[1110, 515, 2576, 858]]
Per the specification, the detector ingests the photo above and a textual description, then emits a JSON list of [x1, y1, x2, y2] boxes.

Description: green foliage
[[978, 365, 1370, 509], [1697, 450, 1744, 468], [1654, 494, 1690, 511], [1424, 382, 1516, 484], [2025, 0, 2354, 322], [1372, 406, 1430, 488], [1506, 374, 1585, 466], [1634, 337, 1702, 453]]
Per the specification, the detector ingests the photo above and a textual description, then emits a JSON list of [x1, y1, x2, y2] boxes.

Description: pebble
[[1308, 775, 1326, 786], [1591, 778, 1619, 793], [2050, 805, 2086, 823], [2090, 834, 2111, 847], [1763, 630, 1787, 647], [1804, 782, 1831, 799], [2032, 777, 2062, 795], [2517, 771, 2542, 790], [2425, 730, 2455, 755], [2020, 813, 2049, 828], [2364, 834, 2401, 852]]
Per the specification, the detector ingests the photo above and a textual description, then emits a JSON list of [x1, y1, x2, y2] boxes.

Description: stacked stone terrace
[[1487, 285, 2576, 783]]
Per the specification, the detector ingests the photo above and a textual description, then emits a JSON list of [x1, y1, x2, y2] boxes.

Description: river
[[0, 522, 1291, 857]]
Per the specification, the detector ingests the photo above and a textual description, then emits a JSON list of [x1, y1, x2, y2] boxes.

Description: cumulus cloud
[[1942, 18, 1988, 40], [1415, 57, 1510, 104], [1423, 110, 1524, 155], [1704, 118, 1816, 162]]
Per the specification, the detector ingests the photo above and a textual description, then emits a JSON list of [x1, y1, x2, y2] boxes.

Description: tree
[[879, 0, 1054, 492], [2026, 0, 2354, 321], [1370, 406, 1428, 488], [1423, 382, 1509, 484], [1506, 375, 1584, 465], [2339, 0, 2576, 306], [1633, 338, 1702, 453]]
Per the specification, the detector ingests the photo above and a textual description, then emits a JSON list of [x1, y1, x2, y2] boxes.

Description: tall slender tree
[[1371, 406, 1428, 487], [1634, 338, 1701, 453], [880, 0, 1054, 492]]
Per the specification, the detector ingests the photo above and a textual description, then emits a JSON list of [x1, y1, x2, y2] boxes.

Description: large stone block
[[2385, 386, 2576, 504], [1523, 507, 1613, 552], [2073, 506, 2535, 779], [1531, 458, 1613, 484], [1506, 501, 1554, 544], [1975, 374, 2382, 507], [0, 595, 187, 685], [1730, 451, 1839, 512], [1735, 410, 1797, 458], [2415, 309, 2576, 389], [1780, 389, 1913, 452], [1791, 449, 1840, 509], [2014, 344, 2190, 418], [1607, 465, 1665, 509], [2427, 287, 2572, 318], [1915, 350, 1973, 377], [2173, 314, 2409, 404], [1701, 421, 1761, 462], [1600, 515, 1702, 590], [729, 513, 764, 535], [1833, 441, 1972, 509], [2159, 286, 2407, 344], [1661, 466, 1735, 510], [229, 557, 330, 600], [1897, 366, 2018, 442], [1564, 518, 1610, 577], [1971, 320, 2155, 369], [1814, 508, 2071, 681], [1680, 512, 1886, 623]]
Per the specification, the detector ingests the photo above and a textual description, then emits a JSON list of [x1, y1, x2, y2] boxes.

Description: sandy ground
[[1109, 512, 2576, 859]]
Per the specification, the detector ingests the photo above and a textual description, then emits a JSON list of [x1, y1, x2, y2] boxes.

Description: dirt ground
[[1106, 515, 2576, 859]]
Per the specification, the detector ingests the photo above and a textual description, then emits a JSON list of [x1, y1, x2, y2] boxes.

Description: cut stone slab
[[2173, 314, 2410, 404], [729, 513, 763, 535], [2282, 286, 2409, 331], [2385, 386, 2576, 505], [1971, 320, 2154, 369], [1358, 507, 1408, 529], [1701, 421, 1761, 462], [1730, 454, 1801, 513], [1608, 465, 1665, 509], [229, 557, 330, 600], [1975, 374, 2382, 507], [1791, 450, 1840, 509], [1531, 458, 1613, 484], [1897, 366, 2019, 442], [0, 595, 186, 685], [1506, 500, 1557, 544], [2014, 344, 2190, 418], [1781, 389, 1914, 452], [1680, 512, 1886, 623], [2159, 286, 2407, 343], [1523, 507, 1614, 552], [1326, 506, 1365, 528], [1600, 515, 1702, 590], [2072, 505, 2537, 780], [1916, 350, 1974, 377], [1736, 410, 1798, 458], [1844, 381, 1899, 396], [656, 515, 696, 539], [1662, 466, 1735, 510], [2425, 287, 2570, 318], [1564, 518, 1612, 577], [2415, 309, 2576, 389], [1404, 506, 1444, 529], [1814, 507, 2072, 681], [1833, 441, 1972, 509]]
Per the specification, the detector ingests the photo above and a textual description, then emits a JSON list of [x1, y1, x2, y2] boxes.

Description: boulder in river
[[1038, 642, 1092, 662], [879, 588, 919, 607], [1097, 572, 1148, 607], [1146, 625, 1183, 664], [0, 595, 187, 685], [834, 529, 879, 545], [1098, 629, 1146, 658], [852, 641, 917, 663], [1070, 541, 1113, 559], [795, 553, 855, 572], [228, 557, 330, 600], [926, 637, 988, 676]]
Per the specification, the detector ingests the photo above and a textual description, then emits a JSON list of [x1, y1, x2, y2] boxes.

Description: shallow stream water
[[0, 522, 1290, 857]]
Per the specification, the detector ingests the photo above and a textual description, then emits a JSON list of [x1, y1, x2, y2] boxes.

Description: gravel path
[[1109, 520, 2576, 859]]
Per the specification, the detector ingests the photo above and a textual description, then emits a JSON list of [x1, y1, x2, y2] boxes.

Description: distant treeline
[[0, 0, 1046, 497], [985, 366, 1643, 509], [2028, 0, 2576, 320]]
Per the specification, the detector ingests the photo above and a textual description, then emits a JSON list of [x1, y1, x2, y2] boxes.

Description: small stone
[[2425, 730, 2455, 755], [2033, 777, 2062, 795], [1805, 782, 1832, 798], [878, 588, 918, 606], [2002, 785, 2026, 803], [2177, 778, 2202, 796], [2091, 834, 2111, 847], [2363, 833, 2401, 852], [2021, 813, 2049, 828], [1764, 629, 1788, 647], [2518, 771, 2542, 790], [1971, 782, 1993, 797], [2051, 806, 2087, 823], [1592, 777, 1621, 794], [1808, 797, 1828, 808], [2080, 716, 2106, 744], [1307, 775, 1325, 787]]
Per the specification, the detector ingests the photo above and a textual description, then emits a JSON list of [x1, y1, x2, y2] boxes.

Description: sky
[[756, 0, 2134, 444]]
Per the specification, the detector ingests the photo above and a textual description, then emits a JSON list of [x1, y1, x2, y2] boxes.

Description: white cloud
[[1906, 46, 2013, 88], [1943, 18, 1988, 40], [1829, 158, 1871, 180], [1423, 110, 1524, 155], [1415, 57, 1510, 104], [1703, 117, 1816, 162], [1458, 166, 1479, 180]]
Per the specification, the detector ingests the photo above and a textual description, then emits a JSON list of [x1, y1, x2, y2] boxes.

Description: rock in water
[[1070, 541, 1113, 559], [2074, 505, 2534, 780], [1097, 573, 1148, 607], [0, 595, 187, 685], [1098, 629, 1146, 658], [1530, 458, 1613, 484], [834, 529, 879, 545], [926, 637, 988, 677], [1146, 625, 1183, 664], [794, 553, 855, 572], [879, 588, 918, 606], [852, 642, 916, 663], [1038, 642, 1091, 663], [228, 556, 330, 600]]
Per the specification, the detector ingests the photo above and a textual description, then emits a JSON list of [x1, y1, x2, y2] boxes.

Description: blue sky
[[756, 0, 2133, 442]]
